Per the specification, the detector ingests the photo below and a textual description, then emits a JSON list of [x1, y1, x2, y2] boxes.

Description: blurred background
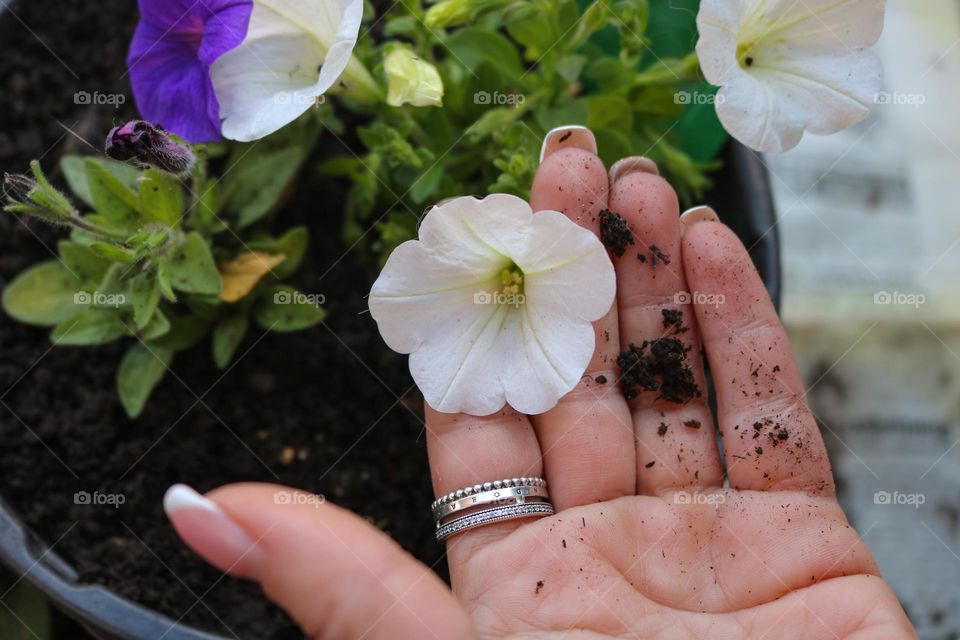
[[767, 1, 960, 638], [1, 0, 959, 638]]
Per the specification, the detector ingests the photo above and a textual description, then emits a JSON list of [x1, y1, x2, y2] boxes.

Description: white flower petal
[[211, 0, 363, 141], [697, 0, 886, 152], [369, 194, 615, 416], [519, 210, 616, 323]]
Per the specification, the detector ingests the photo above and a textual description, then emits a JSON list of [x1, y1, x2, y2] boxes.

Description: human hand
[[164, 126, 917, 639]]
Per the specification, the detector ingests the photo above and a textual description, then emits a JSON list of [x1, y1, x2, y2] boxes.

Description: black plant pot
[[0, 139, 780, 640]]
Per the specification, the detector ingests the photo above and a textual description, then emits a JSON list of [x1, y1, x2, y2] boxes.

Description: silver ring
[[432, 484, 549, 521], [431, 477, 546, 513], [436, 502, 555, 542]]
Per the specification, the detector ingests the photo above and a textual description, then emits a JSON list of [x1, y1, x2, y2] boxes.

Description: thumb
[[163, 483, 472, 640]]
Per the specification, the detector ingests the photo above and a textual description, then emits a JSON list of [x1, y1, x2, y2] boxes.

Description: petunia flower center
[[736, 42, 757, 69], [498, 264, 524, 297]]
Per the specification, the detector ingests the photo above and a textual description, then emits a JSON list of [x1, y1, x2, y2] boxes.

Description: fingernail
[[680, 206, 719, 226], [163, 484, 264, 573], [540, 125, 597, 162], [609, 156, 660, 183]]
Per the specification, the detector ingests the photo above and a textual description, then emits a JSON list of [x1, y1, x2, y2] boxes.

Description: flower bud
[[424, 0, 473, 28], [384, 48, 444, 108], [3, 161, 77, 223], [105, 120, 196, 176]]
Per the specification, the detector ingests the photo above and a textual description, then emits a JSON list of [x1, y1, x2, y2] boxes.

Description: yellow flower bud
[[384, 48, 444, 108]]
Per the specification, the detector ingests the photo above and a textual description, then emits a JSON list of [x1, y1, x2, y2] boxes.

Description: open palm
[[166, 129, 916, 639]]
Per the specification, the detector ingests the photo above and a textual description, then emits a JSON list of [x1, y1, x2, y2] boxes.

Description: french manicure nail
[[680, 205, 719, 226], [540, 125, 597, 162], [609, 156, 660, 183], [163, 484, 263, 570]]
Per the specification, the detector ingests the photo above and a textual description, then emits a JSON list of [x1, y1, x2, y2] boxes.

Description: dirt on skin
[[599, 209, 634, 257]]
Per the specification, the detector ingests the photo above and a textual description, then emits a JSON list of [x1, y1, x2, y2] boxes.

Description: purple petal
[[198, 1, 252, 66], [128, 22, 222, 142], [126, 0, 251, 143]]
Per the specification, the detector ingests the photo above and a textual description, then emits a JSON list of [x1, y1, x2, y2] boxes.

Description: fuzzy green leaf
[[139, 168, 183, 226], [51, 308, 127, 345], [150, 314, 210, 351], [117, 343, 174, 418], [130, 271, 160, 329], [84, 158, 141, 228], [61, 155, 141, 209], [247, 226, 309, 280], [253, 285, 325, 332], [155, 258, 177, 302], [222, 147, 308, 229], [58, 240, 111, 285], [88, 241, 136, 264], [2, 261, 84, 326], [138, 308, 171, 341], [446, 28, 522, 77], [168, 232, 222, 295], [212, 312, 250, 369]]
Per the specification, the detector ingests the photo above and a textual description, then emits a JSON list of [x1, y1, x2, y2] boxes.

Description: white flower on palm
[[696, 0, 887, 152], [369, 195, 616, 416]]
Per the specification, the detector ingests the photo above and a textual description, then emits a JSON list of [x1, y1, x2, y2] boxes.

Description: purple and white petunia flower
[[127, 0, 253, 143]]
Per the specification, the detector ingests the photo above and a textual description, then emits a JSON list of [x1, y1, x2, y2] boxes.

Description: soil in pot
[[0, 2, 443, 638]]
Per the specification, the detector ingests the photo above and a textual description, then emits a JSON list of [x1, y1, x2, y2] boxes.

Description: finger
[[527, 126, 635, 510], [606, 168, 722, 494], [424, 405, 543, 572], [682, 218, 834, 495], [163, 483, 472, 640]]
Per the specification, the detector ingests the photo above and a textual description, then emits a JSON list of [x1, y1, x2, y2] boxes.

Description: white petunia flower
[[369, 194, 616, 416], [211, 0, 378, 142], [696, 0, 886, 152]]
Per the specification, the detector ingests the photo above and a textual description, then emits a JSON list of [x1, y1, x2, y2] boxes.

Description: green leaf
[[446, 28, 523, 77], [2, 261, 84, 326], [253, 285, 325, 332], [129, 271, 160, 329], [168, 232, 222, 295], [584, 57, 636, 94], [58, 240, 111, 284], [155, 258, 177, 302], [581, 95, 633, 131], [88, 242, 136, 264], [84, 158, 141, 228], [408, 164, 444, 204], [139, 168, 183, 226], [222, 147, 309, 229], [248, 226, 309, 280], [138, 308, 170, 341], [61, 155, 140, 209], [150, 314, 210, 351], [0, 581, 52, 640], [117, 343, 174, 418], [212, 312, 250, 369], [51, 308, 127, 345]]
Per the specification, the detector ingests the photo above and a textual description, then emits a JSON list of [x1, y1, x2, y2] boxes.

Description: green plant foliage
[[329, 0, 725, 263], [2, 136, 318, 418]]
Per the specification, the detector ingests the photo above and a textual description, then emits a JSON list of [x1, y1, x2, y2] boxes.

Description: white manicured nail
[[609, 156, 660, 183], [680, 206, 719, 225], [163, 483, 221, 515], [540, 125, 597, 162]]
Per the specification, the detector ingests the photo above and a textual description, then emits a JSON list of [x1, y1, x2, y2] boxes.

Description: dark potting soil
[[0, 2, 442, 638]]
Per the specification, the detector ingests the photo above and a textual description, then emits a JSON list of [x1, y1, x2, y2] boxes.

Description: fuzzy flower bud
[[105, 121, 196, 176], [3, 161, 77, 224]]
